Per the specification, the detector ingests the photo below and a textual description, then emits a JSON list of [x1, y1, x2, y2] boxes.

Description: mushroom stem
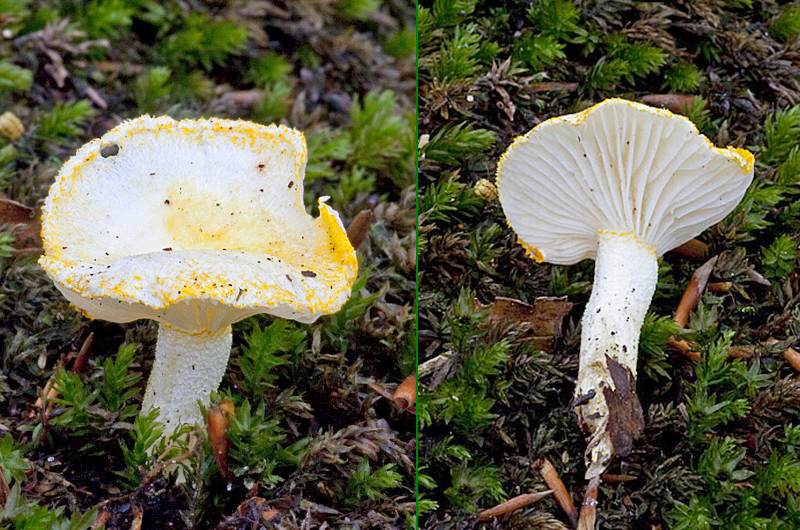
[[141, 323, 233, 431], [575, 232, 658, 479]]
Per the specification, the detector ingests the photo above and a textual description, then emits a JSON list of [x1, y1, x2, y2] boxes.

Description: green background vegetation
[[0, 0, 415, 528], [418, 0, 800, 528]]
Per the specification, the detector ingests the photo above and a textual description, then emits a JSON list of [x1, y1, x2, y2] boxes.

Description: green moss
[[771, 5, 800, 41], [1, 0, 414, 525], [664, 62, 704, 93], [419, 0, 800, 526]]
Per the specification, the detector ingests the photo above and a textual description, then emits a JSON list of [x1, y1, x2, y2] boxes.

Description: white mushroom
[[496, 98, 754, 478], [39, 116, 358, 431]]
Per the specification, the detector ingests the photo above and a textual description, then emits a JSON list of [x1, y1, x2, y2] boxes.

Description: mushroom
[[496, 98, 753, 478], [39, 116, 358, 431]]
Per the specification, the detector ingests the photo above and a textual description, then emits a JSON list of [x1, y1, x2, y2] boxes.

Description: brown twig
[[529, 81, 579, 93], [639, 94, 696, 114], [477, 490, 553, 521], [368, 380, 416, 414], [144, 444, 200, 482], [668, 338, 702, 361], [534, 458, 578, 528], [367, 381, 395, 402], [707, 281, 732, 293], [131, 505, 143, 530], [671, 238, 709, 261], [784, 347, 800, 373], [674, 256, 718, 328], [0, 465, 9, 509], [70, 332, 94, 374], [601, 473, 637, 483], [577, 476, 600, 530], [208, 406, 233, 482], [728, 346, 755, 359], [90, 436, 202, 524], [90, 510, 112, 530], [669, 256, 718, 361], [30, 360, 63, 419]]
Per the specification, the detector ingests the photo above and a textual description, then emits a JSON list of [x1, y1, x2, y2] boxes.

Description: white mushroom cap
[[497, 98, 754, 264], [39, 116, 358, 333]]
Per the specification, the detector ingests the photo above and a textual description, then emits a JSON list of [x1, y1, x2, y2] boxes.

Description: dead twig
[[674, 256, 718, 328], [529, 81, 579, 93], [670, 255, 718, 360], [640, 94, 696, 113], [668, 338, 701, 361], [144, 443, 200, 482], [784, 347, 800, 373], [477, 490, 553, 521], [30, 360, 63, 419], [601, 473, 637, 483], [671, 238, 709, 261], [577, 476, 600, 530], [0, 465, 9, 509], [707, 281, 732, 293], [208, 406, 233, 482], [534, 458, 578, 528], [70, 332, 94, 374], [131, 505, 143, 530], [90, 510, 112, 530], [368, 380, 416, 414]]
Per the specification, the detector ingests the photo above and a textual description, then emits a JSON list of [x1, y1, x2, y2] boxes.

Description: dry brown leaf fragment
[[602, 356, 644, 458], [640, 94, 696, 113], [0, 197, 43, 254], [392, 373, 416, 410], [483, 296, 572, 350], [346, 210, 372, 250]]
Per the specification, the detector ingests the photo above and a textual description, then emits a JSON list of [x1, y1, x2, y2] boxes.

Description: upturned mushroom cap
[[39, 116, 358, 333], [497, 98, 754, 264]]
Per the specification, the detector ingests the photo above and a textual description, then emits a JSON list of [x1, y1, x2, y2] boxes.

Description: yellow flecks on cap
[[598, 229, 658, 258], [317, 199, 358, 282], [70, 302, 93, 320], [519, 240, 544, 263], [726, 147, 755, 174]]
